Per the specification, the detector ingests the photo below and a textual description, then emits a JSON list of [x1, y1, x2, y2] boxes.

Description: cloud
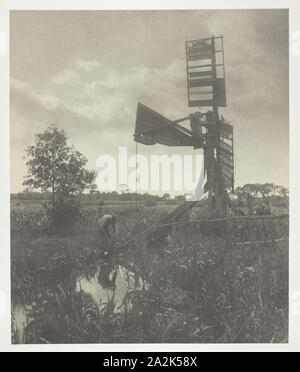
[[10, 8, 289, 193], [11, 78, 64, 112], [10, 9, 288, 193], [10, 59, 193, 192], [12, 59, 189, 136]]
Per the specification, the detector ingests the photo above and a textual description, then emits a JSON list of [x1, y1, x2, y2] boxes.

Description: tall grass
[[11, 202, 288, 343]]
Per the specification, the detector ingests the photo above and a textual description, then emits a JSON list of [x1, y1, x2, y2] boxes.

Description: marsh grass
[[11, 202, 288, 343]]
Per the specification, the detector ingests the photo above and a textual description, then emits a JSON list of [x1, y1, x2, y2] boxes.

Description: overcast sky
[[10, 9, 289, 195]]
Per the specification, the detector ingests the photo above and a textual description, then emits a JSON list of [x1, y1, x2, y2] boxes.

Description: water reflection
[[12, 258, 145, 344], [12, 305, 27, 344], [76, 261, 143, 311]]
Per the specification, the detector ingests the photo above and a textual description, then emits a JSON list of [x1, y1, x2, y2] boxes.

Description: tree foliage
[[239, 183, 288, 199], [23, 125, 96, 206]]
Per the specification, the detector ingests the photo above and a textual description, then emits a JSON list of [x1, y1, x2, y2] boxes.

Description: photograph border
[[1, 0, 299, 352]]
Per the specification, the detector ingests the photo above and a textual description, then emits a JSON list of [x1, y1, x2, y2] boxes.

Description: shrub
[[45, 196, 81, 234]]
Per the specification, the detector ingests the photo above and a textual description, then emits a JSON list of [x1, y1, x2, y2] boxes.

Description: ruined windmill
[[134, 35, 234, 216]]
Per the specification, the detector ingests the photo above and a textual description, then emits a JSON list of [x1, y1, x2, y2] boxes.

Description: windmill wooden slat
[[134, 35, 234, 216]]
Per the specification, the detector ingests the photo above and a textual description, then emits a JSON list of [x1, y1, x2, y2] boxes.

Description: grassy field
[[11, 197, 289, 344]]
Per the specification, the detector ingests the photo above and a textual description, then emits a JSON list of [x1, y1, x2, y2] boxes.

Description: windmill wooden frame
[[134, 35, 234, 215]]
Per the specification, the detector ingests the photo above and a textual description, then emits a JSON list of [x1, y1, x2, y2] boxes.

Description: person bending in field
[[97, 214, 117, 242]]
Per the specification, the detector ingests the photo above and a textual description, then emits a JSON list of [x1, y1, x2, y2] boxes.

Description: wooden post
[[205, 35, 230, 216], [205, 35, 218, 213]]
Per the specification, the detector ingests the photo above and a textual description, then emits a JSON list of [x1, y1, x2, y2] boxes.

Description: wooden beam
[[188, 99, 214, 107], [136, 116, 190, 135], [219, 140, 233, 153], [189, 71, 212, 78], [188, 53, 212, 61], [187, 46, 212, 55], [218, 155, 233, 168]]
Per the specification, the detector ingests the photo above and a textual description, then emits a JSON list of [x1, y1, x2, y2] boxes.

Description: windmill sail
[[185, 155, 208, 201], [186, 36, 226, 108], [217, 121, 234, 191], [134, 103, 196, 147]]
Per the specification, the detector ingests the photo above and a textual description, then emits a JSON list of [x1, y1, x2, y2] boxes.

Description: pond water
[[12, 305, 27, 344], [76, 263, 144, 309], [12, 261, 145, 344]]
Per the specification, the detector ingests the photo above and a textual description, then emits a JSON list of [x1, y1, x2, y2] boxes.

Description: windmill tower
[[134, 35, 234, 216]]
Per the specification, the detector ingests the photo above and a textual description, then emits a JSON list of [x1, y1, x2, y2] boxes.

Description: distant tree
[[240, 182, 288, 203], [259, 183, 275, 198], [242, 183, 268, 198], [242, 184, 257, 197], [175, 195, 185, 202], [279, 186, 289, 198], [23, 124, 96, 208], [23, 186, 34, 193], [234, 186, 243, 195], [88, 183, 99, 201], [89, 183, 98, 195], [162, 193, 171, 200]]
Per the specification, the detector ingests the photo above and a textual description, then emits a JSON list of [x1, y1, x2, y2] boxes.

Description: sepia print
[[10, 9, 289, 344]]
